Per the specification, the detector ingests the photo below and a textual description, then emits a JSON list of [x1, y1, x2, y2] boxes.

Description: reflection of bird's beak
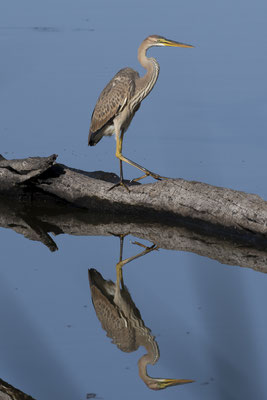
[[160, 38, 194, 48], [157, 378, 194, 389]]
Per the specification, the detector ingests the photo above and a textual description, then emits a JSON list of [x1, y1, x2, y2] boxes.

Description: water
[[0, 0, 267, 399]]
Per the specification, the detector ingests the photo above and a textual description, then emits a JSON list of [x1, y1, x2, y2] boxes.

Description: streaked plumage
[[89, 68, 140, 145], [89, 268, 154, 353], [88, 267, 194, 390], [88, 35, 193, 189], [87, 237, 194, 390]]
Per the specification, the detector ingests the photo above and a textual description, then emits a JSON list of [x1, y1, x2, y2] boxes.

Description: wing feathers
[[89, 68, 139, 134]]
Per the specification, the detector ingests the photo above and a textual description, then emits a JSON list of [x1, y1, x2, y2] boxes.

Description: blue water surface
[[0, 1, 267, 399]]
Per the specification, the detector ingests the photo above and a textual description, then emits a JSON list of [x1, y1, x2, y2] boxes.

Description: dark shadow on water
[[0, 196, 266, 272]]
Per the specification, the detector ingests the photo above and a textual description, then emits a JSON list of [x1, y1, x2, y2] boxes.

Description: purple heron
[[88, 237, 194, 390], [88, 35, 193, 190]]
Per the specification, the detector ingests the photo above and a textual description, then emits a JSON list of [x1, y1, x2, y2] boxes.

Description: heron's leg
[[116, 136, 167, 182], [116, 129, 166, 181], [119, 154, 166, 181], [130, 173, 151, 183], [108, 129, 130, 192]]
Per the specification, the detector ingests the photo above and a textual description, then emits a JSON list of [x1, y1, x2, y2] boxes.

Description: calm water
[[1, 0, 267, 399]]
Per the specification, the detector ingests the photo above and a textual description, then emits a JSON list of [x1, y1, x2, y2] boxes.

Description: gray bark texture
[[1, 154, 267, 235], [0, 378, 35, 400], [0, 154, 267, 272]]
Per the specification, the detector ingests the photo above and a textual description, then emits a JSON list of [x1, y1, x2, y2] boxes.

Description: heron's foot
[[132, 241, 159, 252], [108, 232, 129, 239], [108, 179, 130, 193], [131, 171, 168, 183]]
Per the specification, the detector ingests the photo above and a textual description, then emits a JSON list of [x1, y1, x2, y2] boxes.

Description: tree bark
[[0, 378, 35, 400], [1, 154, 267, 258]]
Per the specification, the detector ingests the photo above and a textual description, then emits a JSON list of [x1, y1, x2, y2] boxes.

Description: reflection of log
[[1, 154, 267, 238], [0, 378, 35, 400], [0, 197, 266, 272]]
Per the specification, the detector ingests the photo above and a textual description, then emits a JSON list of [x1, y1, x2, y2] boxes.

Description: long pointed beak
[[160, 38, 194, 48], [158, 378, 195, 389]]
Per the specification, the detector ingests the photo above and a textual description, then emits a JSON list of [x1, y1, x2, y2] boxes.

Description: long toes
[[108, 180, 130, 192], [131, 172, 164, 183], [150, 173, 169, 181], [120, 181, 130, 192], [132, 241, 159, 252], [130, 174, 148, 183], [132, 241, 148, 248], [149, 173, 162, 180]]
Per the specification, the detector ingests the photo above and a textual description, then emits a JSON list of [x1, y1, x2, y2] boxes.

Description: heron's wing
[[90, 67, 139, 133], [90, 284, 139, 352], [88, 269, 139, 352]]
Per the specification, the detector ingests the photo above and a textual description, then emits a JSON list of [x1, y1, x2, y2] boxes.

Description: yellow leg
[[116, 242, 159, 290], [108, 130, 167, 191], [117, 153, 166, 182], [108, 130, 130, 192], [130, 174, 148, 183]]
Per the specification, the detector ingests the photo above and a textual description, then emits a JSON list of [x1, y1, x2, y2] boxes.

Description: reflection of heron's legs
[[118, 234, 124, 262], [118, 234, 125, 287], [132, 241, 158, 249], [116, 242, 159, 293], [109, 232, 129, 288]]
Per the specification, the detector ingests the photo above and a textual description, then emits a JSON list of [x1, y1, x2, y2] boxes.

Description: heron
[[88, 35, 193, 190], [88, 237, 194, 390]]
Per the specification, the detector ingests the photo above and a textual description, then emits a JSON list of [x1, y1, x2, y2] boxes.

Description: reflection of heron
[[88, 237, 194, 390], [88, 35, 193, 190]]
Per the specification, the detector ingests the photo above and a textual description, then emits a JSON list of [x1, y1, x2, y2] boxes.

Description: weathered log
[[0, 378, 35, 400], [0, 154, 57, 190], [1, 154, 267, 238]]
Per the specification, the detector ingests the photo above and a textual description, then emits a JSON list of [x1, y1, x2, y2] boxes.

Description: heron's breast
[[102, 123, 115, 136], [115, 106, 137, 133]]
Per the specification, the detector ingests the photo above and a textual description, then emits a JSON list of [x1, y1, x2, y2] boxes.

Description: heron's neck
[[131, 44, 160, 109], [138, 352, 159, 388], [137, 340, 160, 387]]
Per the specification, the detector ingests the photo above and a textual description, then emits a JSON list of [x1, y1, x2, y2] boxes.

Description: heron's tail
[[88, 129, 103, 146]]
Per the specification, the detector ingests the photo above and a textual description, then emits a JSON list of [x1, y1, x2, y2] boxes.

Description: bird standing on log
[[88, 35, 193, 191]]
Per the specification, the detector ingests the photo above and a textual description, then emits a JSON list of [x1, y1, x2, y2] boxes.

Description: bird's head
[[146, 35, 194, 49], [138, 352, 194, 391], [146, 377, 194, 391]]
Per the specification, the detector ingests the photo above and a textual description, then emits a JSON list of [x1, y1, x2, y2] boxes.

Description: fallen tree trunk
[[1, 154, 267, 237], [0, 378, 35, 400]]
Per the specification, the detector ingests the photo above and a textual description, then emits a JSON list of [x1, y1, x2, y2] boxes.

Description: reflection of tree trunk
[[0, 378, 35, 400], [1, 154, 267, 238], [0, 197, 266, 272]]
